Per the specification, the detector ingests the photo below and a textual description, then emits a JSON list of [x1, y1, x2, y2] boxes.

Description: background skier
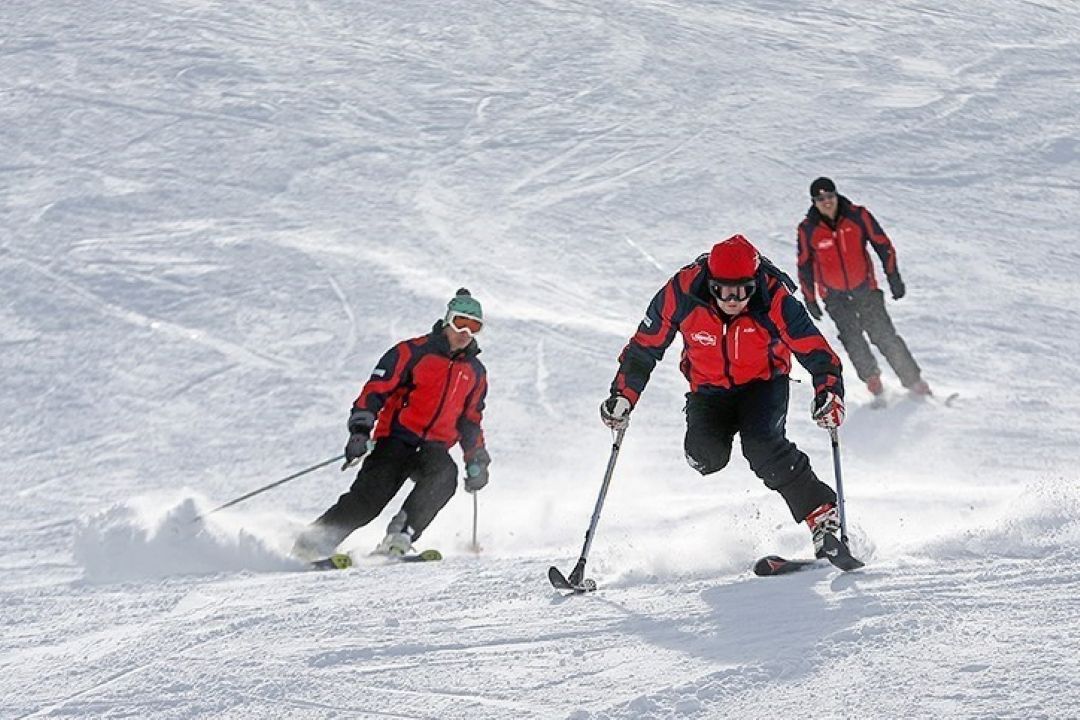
[[293, 289, 490, 561], [599, 234, 853, 561], [797, 176, 931, 400]]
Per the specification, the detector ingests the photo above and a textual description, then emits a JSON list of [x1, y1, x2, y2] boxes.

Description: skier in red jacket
[[600, 234, 854, 562], [293, 289, 490, 561], [797, 177, 930, 400]]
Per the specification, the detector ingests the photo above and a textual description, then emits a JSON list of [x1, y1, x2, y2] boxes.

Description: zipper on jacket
[[719, 316, 736, 388], [819, 211, 853, 291], [420, 359, 459, 440]]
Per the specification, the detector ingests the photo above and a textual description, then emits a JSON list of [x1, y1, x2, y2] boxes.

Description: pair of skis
[[311, 548, 443, 571], [548, 425, 863, 593]]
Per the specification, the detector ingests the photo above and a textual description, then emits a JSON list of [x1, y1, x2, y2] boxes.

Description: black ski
[[754, 534, 863, 576], [753, 555, 822, 576], [819, 533, 864, 571]]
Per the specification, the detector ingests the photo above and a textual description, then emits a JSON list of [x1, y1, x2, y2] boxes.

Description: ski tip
[[548, 566, 572, 590], [753, 555, 790, 576], [417, 548, 442, 562], [548, 566, 597, 593]]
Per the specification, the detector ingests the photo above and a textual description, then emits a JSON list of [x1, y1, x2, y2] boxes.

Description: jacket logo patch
[[818, 238, 835, 249], [641, 316, 653, 328], [372, 368, 387, 378], [690, 331, 717, 346]]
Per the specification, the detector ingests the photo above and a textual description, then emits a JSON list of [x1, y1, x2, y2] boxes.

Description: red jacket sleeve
[[857, 206, 899, 276], [771, 291, 844, 398], [610, 276, 683, 406], [353, 341, 413, 417], [457, 370, 487, 461]]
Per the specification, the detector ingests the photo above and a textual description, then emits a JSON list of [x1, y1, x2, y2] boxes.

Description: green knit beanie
[[446, 287, 482, 321]]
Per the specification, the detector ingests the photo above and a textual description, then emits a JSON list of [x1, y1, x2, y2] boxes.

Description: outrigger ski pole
[[548, 425, 627, 593], [829, 427, 850, 544]]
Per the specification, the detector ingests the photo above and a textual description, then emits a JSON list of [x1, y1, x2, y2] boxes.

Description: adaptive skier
[[599, 234, 856, 564], [797, 177, 931, 401], [293, 289, 490, 562]]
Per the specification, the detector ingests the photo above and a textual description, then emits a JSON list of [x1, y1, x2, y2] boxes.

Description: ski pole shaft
[[571, 426, 626, 576], [471, 492, 480, 553], [192, 453, 345, 523], [829, 427, 849, 544]]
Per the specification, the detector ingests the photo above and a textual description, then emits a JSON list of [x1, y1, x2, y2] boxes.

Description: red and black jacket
[[797, 195, 899, 302], [353, 323, 487, 461], [610, 256, 843, 405]]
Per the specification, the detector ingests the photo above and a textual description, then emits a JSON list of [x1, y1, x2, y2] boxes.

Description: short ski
[[819, 533, 864, 571], [548, 565, 596, 593], [754, 534, 864, 576], [753, 556, 822, 576]]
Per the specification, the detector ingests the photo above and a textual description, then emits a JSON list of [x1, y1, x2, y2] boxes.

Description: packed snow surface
[[3, 1, 1079, 718]]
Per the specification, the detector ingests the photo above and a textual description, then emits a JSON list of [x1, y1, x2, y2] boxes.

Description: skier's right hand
[[342, 409, 375, 470], [599, 395, 632, 430], [805, 298, 823, 321]]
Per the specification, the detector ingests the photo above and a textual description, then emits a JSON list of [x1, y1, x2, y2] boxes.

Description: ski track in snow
[[3, 0, 1080, 718]]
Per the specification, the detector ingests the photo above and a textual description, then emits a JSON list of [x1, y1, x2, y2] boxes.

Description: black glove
[[342, 409, 375, 470], [464, 447, 491, 493], [805, 298, 823, 321], [887, 272, 906, 300], [599, 395, 632, 430]]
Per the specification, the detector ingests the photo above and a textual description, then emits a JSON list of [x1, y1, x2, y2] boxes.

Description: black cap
[[809, 177, 836, 198]]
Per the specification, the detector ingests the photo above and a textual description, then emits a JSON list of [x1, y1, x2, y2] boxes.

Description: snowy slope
[[3, 0, 1080, 717]]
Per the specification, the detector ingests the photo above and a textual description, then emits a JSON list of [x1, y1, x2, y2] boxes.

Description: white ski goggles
[[446, 311, 483, 336]]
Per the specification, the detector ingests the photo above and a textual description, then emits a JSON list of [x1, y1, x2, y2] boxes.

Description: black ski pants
[[683, 377, 835, 523], [824, 288, 921, 387], [312, 436, 458, 545]]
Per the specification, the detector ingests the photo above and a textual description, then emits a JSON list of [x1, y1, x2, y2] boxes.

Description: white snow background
[[3, 1, 1080, 718]]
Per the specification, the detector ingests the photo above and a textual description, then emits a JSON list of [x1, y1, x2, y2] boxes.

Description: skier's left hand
[[464, 447, 491, 493], [812, 391, 845, 429], [887, 272, 906, 300]]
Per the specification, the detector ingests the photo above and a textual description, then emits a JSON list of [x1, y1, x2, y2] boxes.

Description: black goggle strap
[[709, 279, 756, 302]]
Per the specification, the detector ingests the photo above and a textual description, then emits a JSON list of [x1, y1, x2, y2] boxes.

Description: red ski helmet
[[707, 234, 760, 283]]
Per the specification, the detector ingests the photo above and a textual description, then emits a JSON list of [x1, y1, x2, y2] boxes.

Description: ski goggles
[[446, 311, 483, 335], [708, 279, 756, 303], [812, 191, 837, 203]]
